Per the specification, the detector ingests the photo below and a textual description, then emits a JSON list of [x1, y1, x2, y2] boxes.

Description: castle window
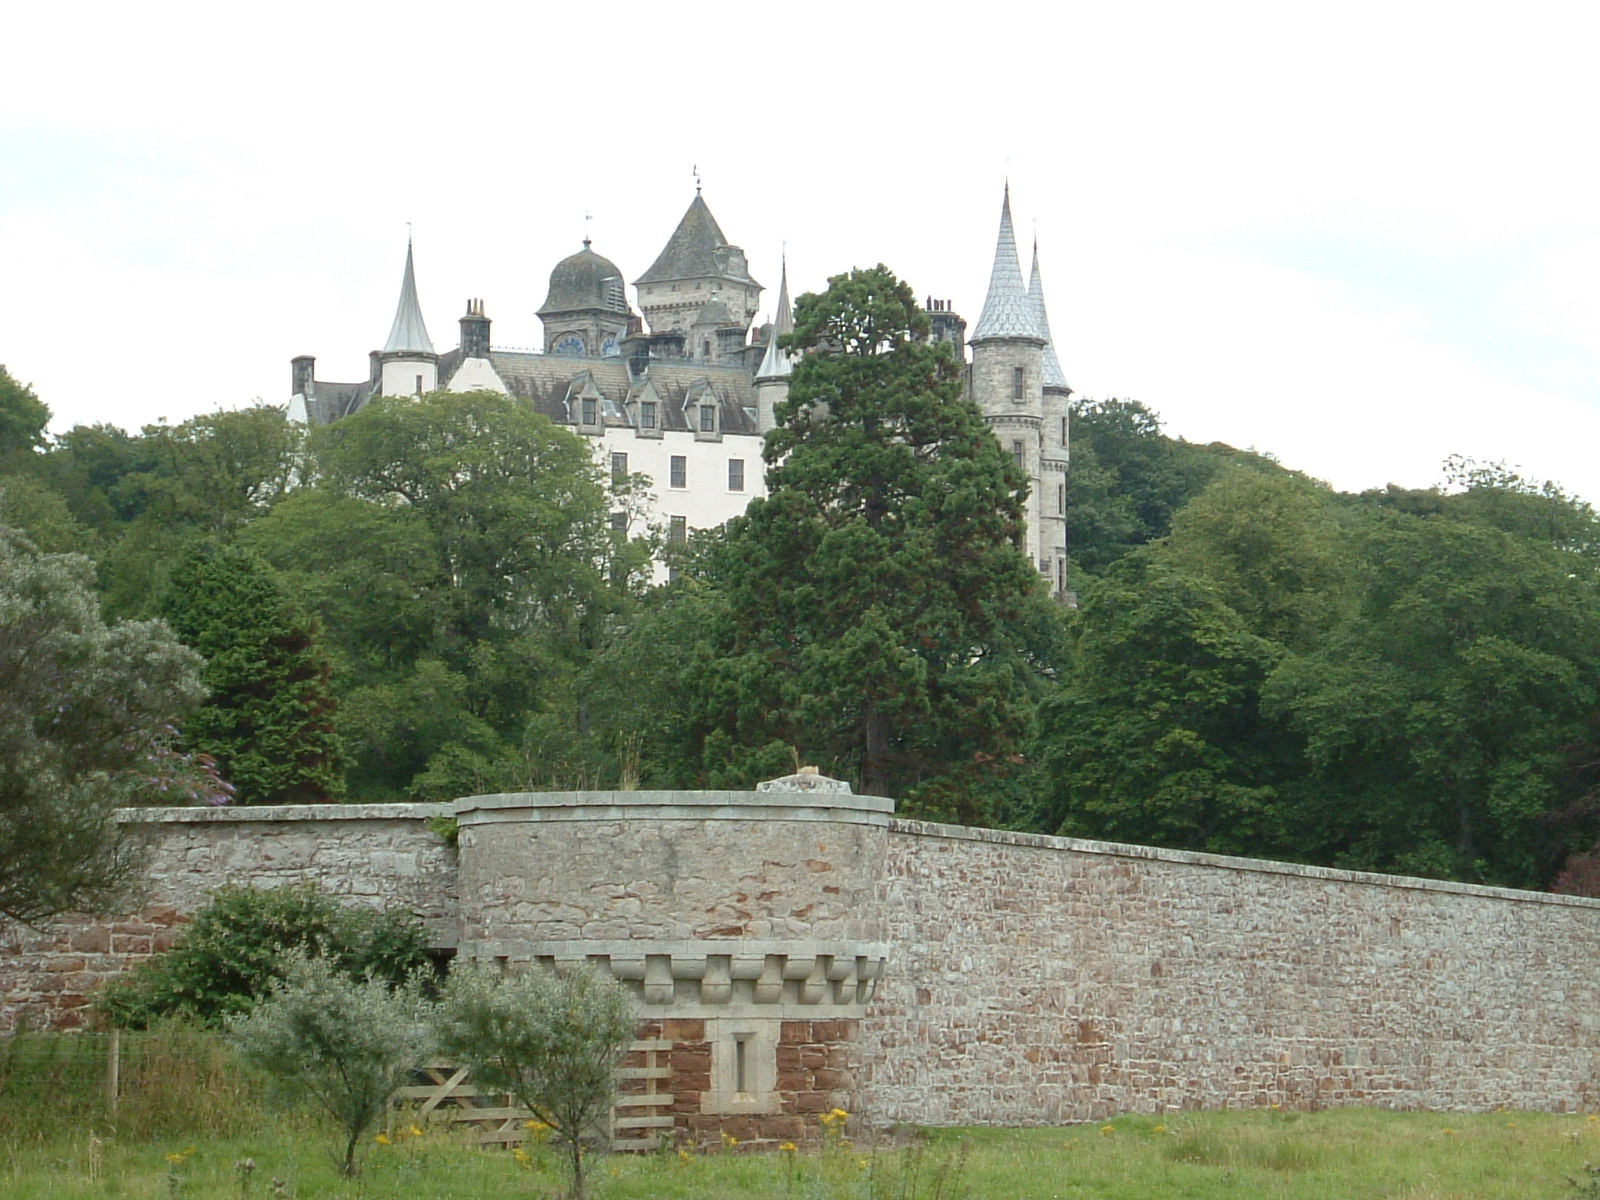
[[610, 511, 626, 531], [702, 339, 712, 360], [700, 405, 715, 432], [415, 374, 424, 396], [669, 515, 687, 544], [582, 397, 598, 425], [1058, 483, 1066, 514], [1012, 367, 1024, 399], [640, 402, 657, 429], [670, 456, 686, 488], [728, 459, 745, 491], [611, 452, 628, 482], [1012, 439, 1024, 468], [1061, 415, 1069, 444]]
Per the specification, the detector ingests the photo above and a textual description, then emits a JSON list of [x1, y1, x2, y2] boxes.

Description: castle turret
[[538, 239, 632, 358], [969, 185, 1047, 579], [634, 193, 762, 352], [1029, 239, 1072, 599], [378, 240, 439, 397], [754, 254, 796, 433]]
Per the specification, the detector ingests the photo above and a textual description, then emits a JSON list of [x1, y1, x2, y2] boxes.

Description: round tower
[[968, 187, 1047, 578]]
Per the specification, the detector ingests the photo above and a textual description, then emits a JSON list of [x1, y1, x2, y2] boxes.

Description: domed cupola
[[538, 238, 634, 358], [538, 239, 629, 317]]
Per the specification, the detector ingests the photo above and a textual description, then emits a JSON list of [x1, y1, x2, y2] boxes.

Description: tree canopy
[[0, 523, 205, 922], [628, 265, 1058, 820]]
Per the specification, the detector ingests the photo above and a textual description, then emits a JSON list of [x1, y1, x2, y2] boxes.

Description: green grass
[[4, 1108, 1600, 1199], [6, 1030, 1600, 1198]]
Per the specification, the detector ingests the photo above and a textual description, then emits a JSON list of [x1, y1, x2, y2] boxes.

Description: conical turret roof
[[757, 254, 796, 379], [971, 186, 1043, 343], [1029, 239, 1069, 390], [382, 240, 435, 355], [636, 194, 756, 286]]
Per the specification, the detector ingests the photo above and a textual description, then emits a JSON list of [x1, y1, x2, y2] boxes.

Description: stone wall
[[0, 805, 456, 1032], [7, 796, 1600, 1127], [859, 819, 1600, 1124]]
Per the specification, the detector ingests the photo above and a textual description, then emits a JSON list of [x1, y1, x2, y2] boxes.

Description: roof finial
[[406, 219, 412, 246], [693, 163, 702, 195], [584, 209, 592, 249]]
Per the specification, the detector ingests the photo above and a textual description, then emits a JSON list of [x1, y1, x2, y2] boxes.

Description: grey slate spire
[[756, 253, 795, 379], [382, 240, 435, 355], [636, 194, 757, 287], [971, 185, 1043, 343], [1028, 238, 1069, 390]]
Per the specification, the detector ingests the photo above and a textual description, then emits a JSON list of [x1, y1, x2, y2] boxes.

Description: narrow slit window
[[1012, 366, 1024, 399], [734, 1036, 749, 1094], [1012, 439, 1024, 468]]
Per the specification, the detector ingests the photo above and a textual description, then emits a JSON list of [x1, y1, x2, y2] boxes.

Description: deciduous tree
[[0, 523, 204, 922]]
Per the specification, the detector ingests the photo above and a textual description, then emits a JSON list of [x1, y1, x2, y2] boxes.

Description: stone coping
[[115, 803, 452, 824], [455, 790, 894, 826], [888, 817, 1600, 909]]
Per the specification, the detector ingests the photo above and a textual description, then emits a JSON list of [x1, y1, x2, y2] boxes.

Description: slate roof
[[636, 194, 758, 287], [1028, 240, 1070, 390], [438, 350, 761, 436], [756, 256, 795, 379], [383, 241, 435, 355], [538, 241, 631, 316], [971, 186, 1044, 343], [300, 380, 375, 426]]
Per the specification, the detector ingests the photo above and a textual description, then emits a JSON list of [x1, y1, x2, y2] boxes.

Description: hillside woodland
[[6, 320, 1600, 894]]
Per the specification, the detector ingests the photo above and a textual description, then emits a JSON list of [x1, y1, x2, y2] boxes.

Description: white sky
[[3, 1, 1598, 500]]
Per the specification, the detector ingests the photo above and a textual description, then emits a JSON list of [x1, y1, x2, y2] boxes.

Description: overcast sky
[[4, 1, 1598, 501]]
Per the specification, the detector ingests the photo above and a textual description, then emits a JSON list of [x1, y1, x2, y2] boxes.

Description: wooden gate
[[395, 1038, 675, 1151]]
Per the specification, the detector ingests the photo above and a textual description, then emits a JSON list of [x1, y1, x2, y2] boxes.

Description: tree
[[0, 366, 50, 461], [0, 523, 205, 923], [1035, 554, 1298, 856], [1263, 508, 1600, 885], [161, 543, 343, 805], [678, 265, 1055, 819], [229, 953, 434, 1177], [246, 390, 649, 800], [438, 964, 637, 1200], [99, 882, 433, 1028]]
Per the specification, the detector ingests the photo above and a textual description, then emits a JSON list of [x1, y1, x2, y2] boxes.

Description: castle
[[288, 187, 1072, 595]]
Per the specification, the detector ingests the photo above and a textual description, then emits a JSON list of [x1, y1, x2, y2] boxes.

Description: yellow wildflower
[[677, 1148, 692, 1163], [410, 1124, 424, 1138], [1153, 1124, 1167, 1133], [374, 1133, 390, 1145], [779, 1141, 797, 1153], [1100, 1124, 1115, 1136], [1442, 1128, 1456, 1137]]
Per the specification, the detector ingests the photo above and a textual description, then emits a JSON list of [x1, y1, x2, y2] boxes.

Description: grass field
[[3, 1107, 1600, 1199], [4, 1030, 1599, 1198]]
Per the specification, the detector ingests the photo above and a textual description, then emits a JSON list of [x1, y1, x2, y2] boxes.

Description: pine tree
[[162, 543, 343, 804]]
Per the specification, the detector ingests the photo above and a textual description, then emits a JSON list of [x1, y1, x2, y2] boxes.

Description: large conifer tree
[[692, 265, 1056, 820]]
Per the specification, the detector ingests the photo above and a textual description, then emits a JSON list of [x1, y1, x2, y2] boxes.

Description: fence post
[[106, 1028, 120, 1114]]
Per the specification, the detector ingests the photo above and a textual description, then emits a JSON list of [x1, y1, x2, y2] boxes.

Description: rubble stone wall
[[0, 805, 456, 1032], [860, 819, 1600, 1123]]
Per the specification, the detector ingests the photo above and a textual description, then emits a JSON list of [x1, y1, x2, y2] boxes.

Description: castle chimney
[[460, 298, 492, 359], [291, 355, 315, 397]]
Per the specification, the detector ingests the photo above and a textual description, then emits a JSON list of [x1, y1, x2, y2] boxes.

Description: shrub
[[228, 953, 433, 1177], [98, 883, 433, 1028], [438, 963, 637, 1200]]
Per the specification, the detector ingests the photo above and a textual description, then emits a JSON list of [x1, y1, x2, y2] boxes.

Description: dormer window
[[640, 402, 657, 429], [582, 397, 598, 425], [700, 405, 715, 432]]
